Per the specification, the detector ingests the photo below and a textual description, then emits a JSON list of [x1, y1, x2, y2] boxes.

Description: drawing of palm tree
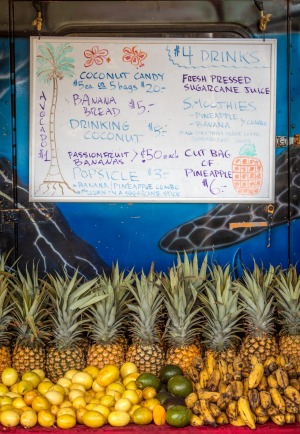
[[36, 42, 75, 196]]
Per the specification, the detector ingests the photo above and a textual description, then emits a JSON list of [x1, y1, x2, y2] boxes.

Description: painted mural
[[0, 2, 299, 277]]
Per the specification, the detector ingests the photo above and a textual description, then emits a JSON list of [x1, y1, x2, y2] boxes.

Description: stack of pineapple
[[0, 249, 299, 427]]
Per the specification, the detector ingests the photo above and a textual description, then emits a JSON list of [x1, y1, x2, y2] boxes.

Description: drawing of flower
[[122, 46, 147, 67], [84, 46, 109, 67]]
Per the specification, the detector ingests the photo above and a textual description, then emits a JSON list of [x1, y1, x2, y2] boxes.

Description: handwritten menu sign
[[29, 37, 276, 203]]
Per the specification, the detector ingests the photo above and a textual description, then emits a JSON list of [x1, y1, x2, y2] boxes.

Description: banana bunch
[[186, 353, 300, 428]]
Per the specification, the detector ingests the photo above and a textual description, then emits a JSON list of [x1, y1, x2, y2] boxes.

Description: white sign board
[[30, 37, 276, 203]]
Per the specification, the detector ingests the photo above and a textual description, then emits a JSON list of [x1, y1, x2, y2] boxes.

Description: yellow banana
[[270, 414, 285, 426], [264, 356, 277, 372], [196, 390, 220, 403], [269, 387, 286, 414], [216, 392, 231, 410], [186, 365, 199, 383], [205, 352, 217, 376], [199, 399, 216, 425], [226, 400, 238, 420], [237, 396, 256, 430], [267, 373, 279, 389], [289, 378, 300, 391], [227, 363, 234, 376], [233, 356, 244, 371], [185, 392, 198, 408], [248, 388, 260, 410], [192, 401, 201, 415], [230, 415, 246, 426], [253, 406, 268, 417], [231, 380, 244, 399], [250, 355, 261, 365], [218, 381, 228, 394], [287, 369, 297, 380], [192, 355, 204, 371], [225, 383, 234, 398], [218, 359, 228, 377], [283, 385, 300, 404], [283, 396, 298, 414], [285, 413, 295, 424], [207, 369, 221, 392], [276, 354, 288, 369], [256, 415, 269, 424], [248, 363, 264, 389], [215, 412, 229, 425], [296, 414, 300, 423], [275, 367, 289, 389], [257, 375, 268, 391], [198, 369, 209, 389], [259, 391, 272, 410], [189, 414, 204, 426], [243, 377, 249, 395], [267, 405, 280, 417], [233, 370, 243, 381], [209, 402, 222, 418]]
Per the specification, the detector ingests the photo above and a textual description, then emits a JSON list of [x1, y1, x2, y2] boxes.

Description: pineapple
[[199, 264, 243, 363], [173, 252, 208, 293], [234, 261, 278, 364], [232, 144, 263, 196], [274, 265, 300, 360], [45, 270, 103, 382], [87, 263, 133, 369], [161, 266, 202, 374], [10, 264, 52, 375], [126, 265, 165, 376], [0, 252, 16, 374]]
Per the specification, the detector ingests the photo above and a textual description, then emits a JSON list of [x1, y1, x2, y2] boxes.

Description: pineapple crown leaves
[[9, 264, 52, 347], [86, 281, 129, 343], [0, 276, 14, 345], [170, 252, 208, 292], [273, 266, 300, 335], [233, 267, 276, 336], [126, 266, 164, 344]]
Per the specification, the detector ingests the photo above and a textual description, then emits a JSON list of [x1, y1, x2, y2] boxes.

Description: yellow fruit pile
[[0, 362, 168, 429], [185, 353, 300, 428]]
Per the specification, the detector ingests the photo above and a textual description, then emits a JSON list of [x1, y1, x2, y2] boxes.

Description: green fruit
[[136, 373, 161, 391], [166, 405, 193, 427], [156, 391, 172, 405], [163, 396, 186, 410], [167, 375, 193, 399], [160, 364, 183, 383]]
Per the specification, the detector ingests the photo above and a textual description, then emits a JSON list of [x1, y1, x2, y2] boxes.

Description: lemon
[[57, 413, 77, 429], [84, 365, 99, 379], [122, 373, 140, 387], [69, 389, 85, 402], [122, 389, 140, 405], [126, 380, 138, 390], [20, 409, 38, 428], [49, 384, 66, 396], [31, 395, 51, 412], [57, 407, 76, 418], [0, 396, 12, 406], [0, 383, 9, 394], [76, 407, 87, 424], [64, 369, 79, 380], [106, 382, 125, 394], [22, 371, 41, 388], [132, 406, 153, 425], [142, 397, 161, 411], [82, 410, 106, 428], [92, 380, 105, 393], [72, 371, 93, 390], [120, 362, 138, 379], [12, 396, 26, 409], [31, 369, 45, 381], [38, 380, 53, 395], [44, 390, 64, 405], [1, 368, 19, 387], [108, 410, 130, 427], [72, 395, 87, 409], [57, 377, 72, 388], [23, 389, 40, 406], [17, 380, 33, 395], [37, 409, 56, 427], [114, 397, 132, 412], [0, 409, 20, 427], [96, 365, 120, 388], [100, 394, 115, 408], [143, 386, 157, 399]]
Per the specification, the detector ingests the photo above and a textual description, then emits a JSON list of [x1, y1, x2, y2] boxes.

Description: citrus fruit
[[64, 369, 79, 380], [143, 386, 157, 399], [31, 395, 51, 412], [142, 397, 161, 410], [96, 365, 120, 387], [114, 397, 132, 412], [32, 369, 45, 381], [166, 405, 192, 427], [57, 407, 76, 418], [160, 364, 183, 383], [12, 396, 26, 409], [84, 365, 99, 380], [120, 362, 138, 379], [136, 373, 161, 391], [108, 410, 131, 427], [37, 409, 56, 427], [122, 389, 140, 405], [72, 371, 93, 390], [167, 375, 193, 398], [0, 383, 9, 394], [82, 410, 106, 428], [76, 407, 87, 424], [1, 368, 19, 386], [44, 390, 64, 405], [17, 380, 33, 395], [106, 382, 125, 394], [72, 395, 87, 409], [22, 371, 41, 388], [0, 409, 20, 427], [20, 409, 38, 428], [57, 413, 76, 429], [100, 394, 115, 408], [24, 389, 40, 406], [38, 380, 53, 395], [132, 406, 153, 425], [122, 373, 140, 387]]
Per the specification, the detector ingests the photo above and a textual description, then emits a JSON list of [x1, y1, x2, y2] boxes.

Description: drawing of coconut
[[232, 144, 263, 195]]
